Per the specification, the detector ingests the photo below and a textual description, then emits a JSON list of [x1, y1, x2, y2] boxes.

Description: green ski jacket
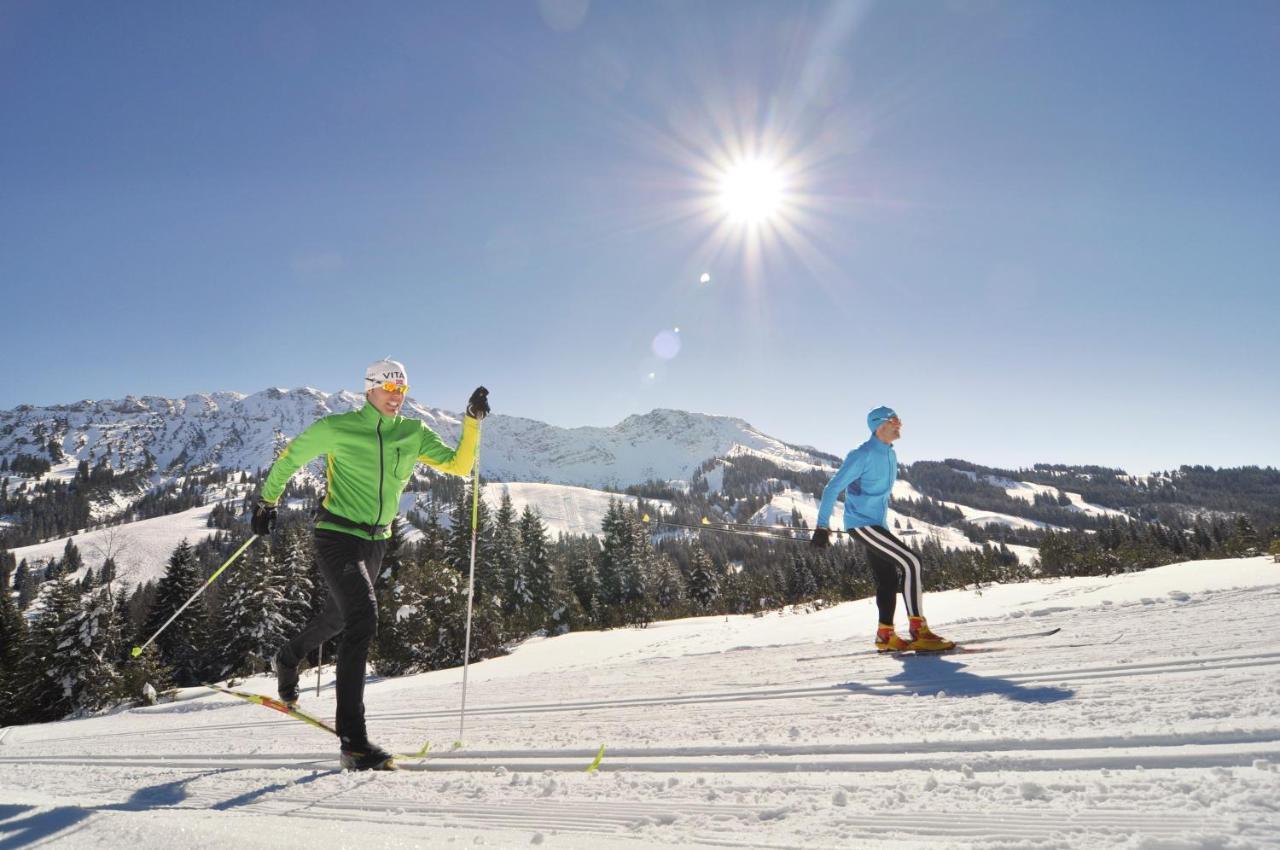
[[260, 401, 479, 540]]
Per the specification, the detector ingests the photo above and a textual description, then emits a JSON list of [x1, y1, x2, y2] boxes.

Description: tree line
[[4, 458, 1277, 728]]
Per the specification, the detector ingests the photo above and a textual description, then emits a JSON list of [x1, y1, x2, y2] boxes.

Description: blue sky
[[1, 0, 1276, 473]]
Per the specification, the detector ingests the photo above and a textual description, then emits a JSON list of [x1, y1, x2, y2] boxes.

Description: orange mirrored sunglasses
[[378, 382, 409, 395]]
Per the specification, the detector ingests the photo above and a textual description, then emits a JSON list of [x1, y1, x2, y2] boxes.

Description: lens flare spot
[[700, 272, 711, 284], [652, 330, 682, 360]]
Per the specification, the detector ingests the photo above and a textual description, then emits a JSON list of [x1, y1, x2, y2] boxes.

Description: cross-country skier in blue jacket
[[811, 406, 954, 652]]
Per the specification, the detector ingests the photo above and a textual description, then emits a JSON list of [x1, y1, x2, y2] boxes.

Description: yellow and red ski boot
[[908, 616, 955, 652], [875, 623, 911, 653]]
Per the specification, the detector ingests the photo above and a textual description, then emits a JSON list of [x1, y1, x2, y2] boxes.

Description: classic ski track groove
[[22, 648, 1280, 747], [258, 799, 1234, 845], [5, 726, 1279, 764], [5, 736, 1278, 774]]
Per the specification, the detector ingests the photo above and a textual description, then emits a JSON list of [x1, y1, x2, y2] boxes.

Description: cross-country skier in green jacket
[[252, 358, 489, 770]]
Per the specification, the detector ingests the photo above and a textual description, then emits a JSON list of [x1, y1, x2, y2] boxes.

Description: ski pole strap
[[315, 506, 391, 538]]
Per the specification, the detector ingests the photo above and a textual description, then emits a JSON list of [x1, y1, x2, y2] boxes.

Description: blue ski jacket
[[816, 435, 897, 530]]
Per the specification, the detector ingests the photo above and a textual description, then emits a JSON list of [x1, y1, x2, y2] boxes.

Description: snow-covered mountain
[[0, 389, 831, 488]]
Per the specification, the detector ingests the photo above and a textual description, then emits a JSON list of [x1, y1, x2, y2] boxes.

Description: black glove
[[466, 386, 490, 420], [251, 500, 277, 536], [810, 528, 831, 549]]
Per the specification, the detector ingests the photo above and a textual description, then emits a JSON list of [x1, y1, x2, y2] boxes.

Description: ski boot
[[908, 616, 955, 652], [875, 623, 911, 653], [274, 648, 300, 706], [340, 740, 397, 771]]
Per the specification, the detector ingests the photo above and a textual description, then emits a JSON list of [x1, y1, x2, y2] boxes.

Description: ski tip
[[585, 743, 606, 773]]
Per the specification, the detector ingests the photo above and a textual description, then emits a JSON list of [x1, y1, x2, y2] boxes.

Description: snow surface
[[3, 557, 1278, 848]]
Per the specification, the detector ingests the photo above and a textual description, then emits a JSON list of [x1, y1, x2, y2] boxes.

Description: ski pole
[[315, 644, 323, 697], [458, 421, 482, 743], [130, 534, 260, 658]]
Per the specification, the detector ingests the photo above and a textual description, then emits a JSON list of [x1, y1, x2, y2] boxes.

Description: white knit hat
[[364, 358, 408, 390]]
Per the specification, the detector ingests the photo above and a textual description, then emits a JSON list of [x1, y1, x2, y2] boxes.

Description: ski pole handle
[[131, 534, 260, 658]]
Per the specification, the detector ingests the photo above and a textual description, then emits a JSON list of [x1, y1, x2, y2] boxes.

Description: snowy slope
[[480, 483, 668, 539], [957, 470, 1128, 519], [400, 483, 671, 540], [749, 487, 1039, 565], [6, 501, 228, 591], [1, 557, 1278, 848], [894, 480, 1067, 532]]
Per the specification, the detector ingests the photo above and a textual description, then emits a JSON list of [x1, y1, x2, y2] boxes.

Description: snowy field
[[2, 556, 1279, 848], [7, 502, 224, 591]]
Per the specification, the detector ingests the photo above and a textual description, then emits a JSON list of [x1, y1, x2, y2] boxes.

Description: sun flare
[[717, 158, 787, 224]]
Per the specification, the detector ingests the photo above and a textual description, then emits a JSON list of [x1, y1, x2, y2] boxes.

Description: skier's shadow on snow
[[838, 655, 1074, 704], [0, 768, 341, 848], [0, 804, 93, 850], [0, 775, 213, 849]]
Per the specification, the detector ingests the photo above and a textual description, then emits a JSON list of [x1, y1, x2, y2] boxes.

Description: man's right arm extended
[[259, 418, 333, 506]]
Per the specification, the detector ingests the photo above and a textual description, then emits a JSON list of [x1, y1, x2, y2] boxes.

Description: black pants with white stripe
[[849, 525, 923, 625]]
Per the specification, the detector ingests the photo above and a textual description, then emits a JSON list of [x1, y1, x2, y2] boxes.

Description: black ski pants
[[277, 529, 385, 746], [849, 525, 923, 625]]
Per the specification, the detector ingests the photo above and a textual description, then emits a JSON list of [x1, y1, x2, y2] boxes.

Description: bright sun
[[717, 158, 786, 224]]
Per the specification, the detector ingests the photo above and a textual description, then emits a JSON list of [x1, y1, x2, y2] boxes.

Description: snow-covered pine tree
[[100, 556, 117, 586], [785, 549, 818, 604], [687, 543, 720, 611], [445, 483, 494, 597], [1229, 515, 1261, 557], [142, 540, 210, 685], [62, 538, 83, 578], [596, 499, 627, 624], [214, 544, 286, 679], [565, 536, 599, 624], [517, 505, 556, 632], [0, 559, 29, 726], [20, 577, 116, 720], [650, 554, 683, 615], [416, 498, 448, 563], [373, 553, 506, 676], [493, 491, 524, 621], [274, 526, 315, 640], [619, 509, 654, 626]]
